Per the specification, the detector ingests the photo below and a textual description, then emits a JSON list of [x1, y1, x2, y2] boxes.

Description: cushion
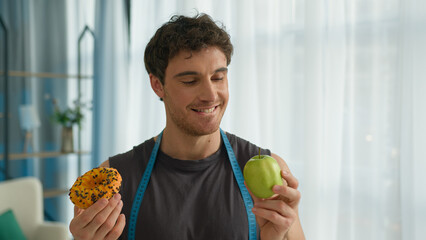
[[0, 209, 27, 240]]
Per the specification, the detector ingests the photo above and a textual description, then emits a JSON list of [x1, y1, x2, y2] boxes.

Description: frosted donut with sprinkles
[[69, 167, 122, 209]]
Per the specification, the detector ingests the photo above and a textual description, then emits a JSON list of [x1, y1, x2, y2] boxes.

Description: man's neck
[[158, 127, 222, 160]]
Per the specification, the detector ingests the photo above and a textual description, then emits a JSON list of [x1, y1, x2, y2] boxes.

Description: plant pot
[[61, 126, 74, 153]]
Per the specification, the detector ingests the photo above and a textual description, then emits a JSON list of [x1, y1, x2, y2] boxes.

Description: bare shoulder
[[99, 160, 110, 168]]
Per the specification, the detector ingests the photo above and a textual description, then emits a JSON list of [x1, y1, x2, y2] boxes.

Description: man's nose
[[198, 79, 216, 102]]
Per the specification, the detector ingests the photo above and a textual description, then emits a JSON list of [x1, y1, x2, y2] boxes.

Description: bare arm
[[99, 160, 110, 168]]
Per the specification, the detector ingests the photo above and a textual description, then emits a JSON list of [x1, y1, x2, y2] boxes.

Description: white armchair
[[0, 177, 70, 240]]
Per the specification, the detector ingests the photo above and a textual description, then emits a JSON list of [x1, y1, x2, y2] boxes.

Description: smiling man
[[69, 13, 305, 240]]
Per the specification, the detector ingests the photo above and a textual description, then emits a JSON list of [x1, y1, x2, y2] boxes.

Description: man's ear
[[149, 74, 165, 99]]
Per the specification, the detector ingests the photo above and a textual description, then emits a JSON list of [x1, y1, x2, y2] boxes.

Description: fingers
[[69, 194, 124, 240], [272, 184, 301, 205], [252, 201, 296, 227], [95, 199, 124, 238], [254, 200, 293, 219], [85, 194, 122, 234], [74, 205, 84, 217], [281, 170, 298, 189], [251, 184, 300, 222], [71, 198, 109, 231], [104, 214, 126, 240]]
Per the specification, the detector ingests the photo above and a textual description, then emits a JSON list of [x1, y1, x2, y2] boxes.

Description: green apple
[[243, 154, 283, 199]]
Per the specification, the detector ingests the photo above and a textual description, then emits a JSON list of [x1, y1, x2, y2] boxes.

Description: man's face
[[160, 46, 229, 136]]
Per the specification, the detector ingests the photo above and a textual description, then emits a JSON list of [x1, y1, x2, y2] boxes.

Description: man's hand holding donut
[[69, 193, 125, 240], [69, 166, 125, 240]]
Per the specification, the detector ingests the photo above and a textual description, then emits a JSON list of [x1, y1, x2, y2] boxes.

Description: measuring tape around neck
[[127, 131, 162, 240], [220, 129, 257, 240], [128, 129, 257, 240]]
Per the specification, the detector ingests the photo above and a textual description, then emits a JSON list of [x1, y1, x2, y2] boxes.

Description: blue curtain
[[1, 0, 72, 222]]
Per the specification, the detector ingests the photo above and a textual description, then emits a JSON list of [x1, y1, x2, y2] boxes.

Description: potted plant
[[51, 98, 84, 153]]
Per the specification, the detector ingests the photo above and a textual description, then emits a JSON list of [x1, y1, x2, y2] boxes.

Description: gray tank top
[[109, 132, 271, 240]]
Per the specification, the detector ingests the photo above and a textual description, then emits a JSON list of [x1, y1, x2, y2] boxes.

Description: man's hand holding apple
[[244, 153, 303, 240]]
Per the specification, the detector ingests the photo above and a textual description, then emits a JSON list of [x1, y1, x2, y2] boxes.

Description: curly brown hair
[[144, 13, 233, 85]]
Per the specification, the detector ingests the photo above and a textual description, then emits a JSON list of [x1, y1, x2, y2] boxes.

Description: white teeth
[[195, 107, 215, 113]]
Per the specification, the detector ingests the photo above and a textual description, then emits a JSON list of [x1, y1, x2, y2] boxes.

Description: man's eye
[[212, 77, 224, 81], [182, 80, 196, 85]]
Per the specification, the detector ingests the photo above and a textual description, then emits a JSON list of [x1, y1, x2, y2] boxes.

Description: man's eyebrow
[[173, 67, 228, 78], [173, 71, 199, 78], [215, 67, 228, 73]]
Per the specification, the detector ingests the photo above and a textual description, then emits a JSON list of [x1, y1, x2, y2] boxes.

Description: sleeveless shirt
[[109, 132, 271, 240]]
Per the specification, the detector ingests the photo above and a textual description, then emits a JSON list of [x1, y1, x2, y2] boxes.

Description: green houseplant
[[51, 99, 84, 153], [52, 99, 84, 128]]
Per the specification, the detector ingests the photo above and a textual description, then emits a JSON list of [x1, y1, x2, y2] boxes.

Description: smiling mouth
[[192, 106, 217, 113]]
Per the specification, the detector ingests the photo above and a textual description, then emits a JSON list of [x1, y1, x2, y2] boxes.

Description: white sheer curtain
[[94, 0, 426, 239]]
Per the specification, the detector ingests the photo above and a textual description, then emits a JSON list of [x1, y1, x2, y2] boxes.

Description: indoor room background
[[0, 0, 425, 239]]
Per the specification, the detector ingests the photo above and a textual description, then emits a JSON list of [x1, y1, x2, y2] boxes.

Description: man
[[70, 13, 305, 240]]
